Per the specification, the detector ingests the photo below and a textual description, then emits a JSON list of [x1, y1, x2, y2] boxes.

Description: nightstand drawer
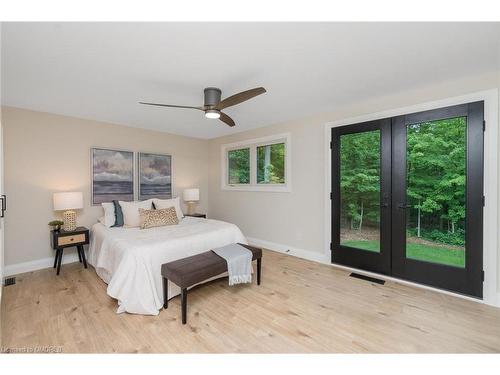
[[57, 234, 86, 246]]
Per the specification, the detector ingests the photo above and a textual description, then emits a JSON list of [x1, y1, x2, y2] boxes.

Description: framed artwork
[[138, 152, 172, 200], [91, 148, 134, 205]]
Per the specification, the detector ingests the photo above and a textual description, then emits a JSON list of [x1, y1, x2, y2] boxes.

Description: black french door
[[331, 119, 392, 275], [331, 102, 484, 298]]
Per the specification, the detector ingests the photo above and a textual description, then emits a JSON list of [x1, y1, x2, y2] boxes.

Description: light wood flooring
[[2, 250, 500, 353]]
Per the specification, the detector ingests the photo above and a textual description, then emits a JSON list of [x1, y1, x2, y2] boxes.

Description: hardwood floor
[[2, 249, 500, 353]]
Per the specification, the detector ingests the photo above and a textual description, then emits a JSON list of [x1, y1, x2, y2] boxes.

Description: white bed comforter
[[88, 217, 247, 315]]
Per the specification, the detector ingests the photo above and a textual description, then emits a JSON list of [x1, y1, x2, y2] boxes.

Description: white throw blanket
[[213, 243, 252, 285]]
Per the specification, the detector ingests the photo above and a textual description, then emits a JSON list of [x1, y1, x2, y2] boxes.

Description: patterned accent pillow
[[139, 207, 179, 229]]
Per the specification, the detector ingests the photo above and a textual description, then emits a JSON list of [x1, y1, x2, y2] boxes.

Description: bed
[[88, 216, 247, 315]]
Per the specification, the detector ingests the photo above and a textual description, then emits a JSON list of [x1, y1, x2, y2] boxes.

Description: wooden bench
[[161, 243, 262, 324]]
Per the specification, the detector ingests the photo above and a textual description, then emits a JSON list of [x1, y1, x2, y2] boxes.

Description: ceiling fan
[[139, 86, 266, 127]]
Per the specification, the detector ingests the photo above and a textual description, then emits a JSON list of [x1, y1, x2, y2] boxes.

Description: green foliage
[[340, 117, 467, 246], [407, 228, 465, 246], [228, 148, 250, 184], [48, 220, 64, 226], [228, 144, 286, 185], [406, 117, 466, 241], [257, 143, 285, 184], [340, 130, 381, 230]]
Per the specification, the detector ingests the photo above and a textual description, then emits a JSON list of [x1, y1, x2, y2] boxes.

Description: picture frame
[[91, 147, 135, 205], [138, 152, 173, 200]]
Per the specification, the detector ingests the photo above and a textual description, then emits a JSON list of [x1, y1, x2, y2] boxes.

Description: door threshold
[[331, 262, 483, 304]]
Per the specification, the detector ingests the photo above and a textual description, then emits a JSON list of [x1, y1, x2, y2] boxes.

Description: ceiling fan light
[[205, 109, 221, 119]]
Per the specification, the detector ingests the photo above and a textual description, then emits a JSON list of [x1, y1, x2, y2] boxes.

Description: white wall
[[2, 107, 209, 270], [208, 71, 500, 303]]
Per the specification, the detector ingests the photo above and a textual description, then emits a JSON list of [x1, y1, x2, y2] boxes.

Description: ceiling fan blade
[[139, 102, 203, 111], [219, 112, 236, 127], [216, 87, 266, 110]]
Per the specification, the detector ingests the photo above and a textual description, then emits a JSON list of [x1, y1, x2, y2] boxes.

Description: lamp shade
[[53, 192, 83, 211], [183, 188, 199, 202]]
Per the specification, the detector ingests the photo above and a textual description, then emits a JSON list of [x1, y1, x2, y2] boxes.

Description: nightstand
[[185, 213, 207, 218], [50, 226, 89, 275]]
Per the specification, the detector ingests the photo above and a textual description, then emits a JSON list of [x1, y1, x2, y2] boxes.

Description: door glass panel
[[340, 130, 381, 252], [406, 117, 466, 267]]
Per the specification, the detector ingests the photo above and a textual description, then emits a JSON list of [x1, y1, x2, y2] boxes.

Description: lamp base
[[186, 201, 197, 216], [63, 210, 77, 231]]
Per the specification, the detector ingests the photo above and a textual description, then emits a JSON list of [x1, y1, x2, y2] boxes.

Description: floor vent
[[3, 277, 16, 286], [349, 273, 385, 285]]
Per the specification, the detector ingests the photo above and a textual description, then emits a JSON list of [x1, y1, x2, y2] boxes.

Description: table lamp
[[183, 188, 199, 215], [53, 192, 83, 231]]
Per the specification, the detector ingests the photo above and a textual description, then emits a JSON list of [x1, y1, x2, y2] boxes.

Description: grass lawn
[[341, 240, 465, 268]]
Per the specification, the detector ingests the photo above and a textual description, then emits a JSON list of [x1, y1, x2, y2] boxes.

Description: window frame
[[221, 133, 291, 192]]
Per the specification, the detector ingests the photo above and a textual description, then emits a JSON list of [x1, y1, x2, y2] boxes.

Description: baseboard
[[4, 251, 82, 277], [246, 237, 329, 264]]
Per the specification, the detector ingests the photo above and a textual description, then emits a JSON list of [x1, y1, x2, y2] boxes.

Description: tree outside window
[[257, 143, 285, 184], [228, 148, 250, 184]]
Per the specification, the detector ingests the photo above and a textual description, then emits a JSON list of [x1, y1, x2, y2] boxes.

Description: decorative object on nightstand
[[50, 226, 89, 275], [184, 213, 207, 218], [48, 220, 64, 232], [53, 192, 83, 231], [183, 188, 199, 215]]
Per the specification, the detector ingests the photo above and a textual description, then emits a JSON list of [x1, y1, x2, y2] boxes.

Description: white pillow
[[119, 199, 153, 227], [101, 202, 116, 227], [97, 216, 106, 225], [152, 197, 184, 221]]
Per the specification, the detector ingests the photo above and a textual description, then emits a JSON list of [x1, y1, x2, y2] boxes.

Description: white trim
[[4, 250, 83, 277], [248, 236, 500, 307], [323, 89, 499, 307], [247, 237, 329, 264], [220, 133, 292, 192]]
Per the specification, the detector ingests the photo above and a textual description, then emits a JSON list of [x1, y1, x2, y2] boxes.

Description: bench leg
[[163, 278, 168, 309], [181, 288, 187, 324], [257, 258, 262, 285]]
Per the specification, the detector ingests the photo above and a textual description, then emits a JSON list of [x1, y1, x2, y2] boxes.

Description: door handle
[[397, 203, 411, 209], [380, 202, 389, 208], [0, 195, 5, 218]]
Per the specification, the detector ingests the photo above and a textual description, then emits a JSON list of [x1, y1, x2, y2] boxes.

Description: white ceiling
[[2, 22, 499, 139]]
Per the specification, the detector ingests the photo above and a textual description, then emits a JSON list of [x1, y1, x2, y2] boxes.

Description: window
[[257, 143, 285, 184], [221, 133, 291, 192], [228, 148, 250, 184]]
